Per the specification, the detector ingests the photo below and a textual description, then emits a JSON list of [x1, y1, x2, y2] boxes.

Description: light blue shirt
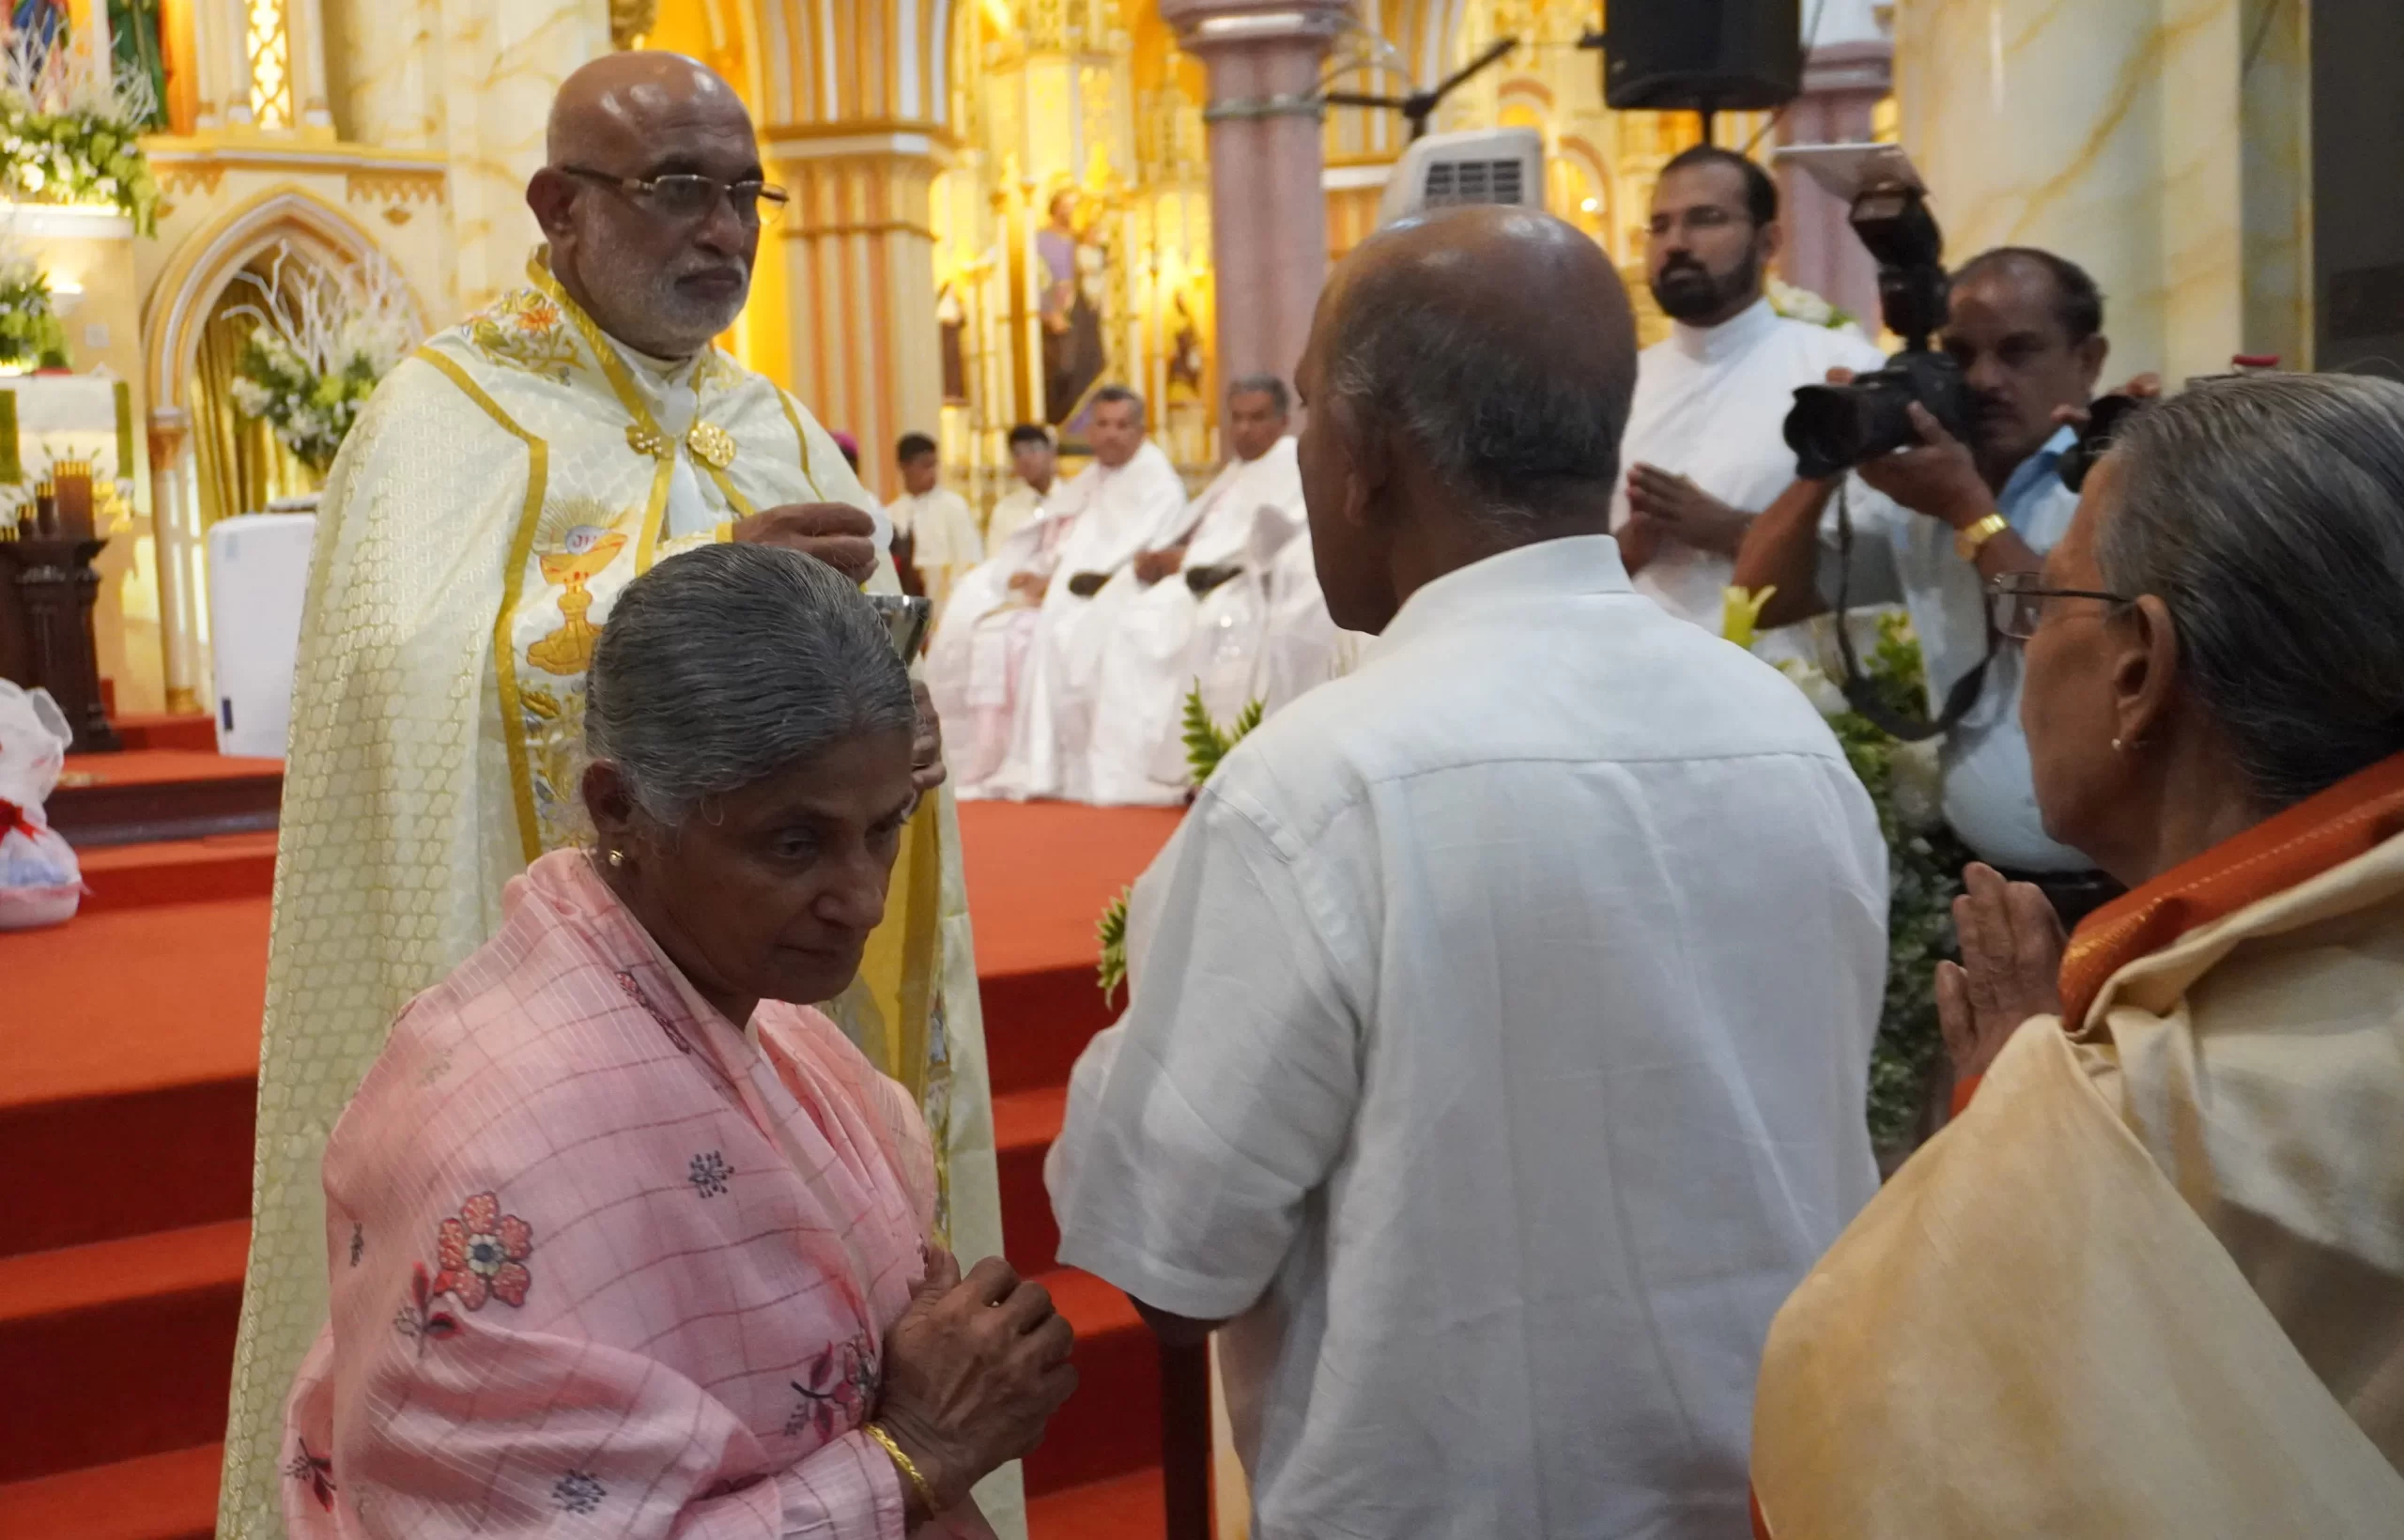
[[1846, 426, 2090, 872]]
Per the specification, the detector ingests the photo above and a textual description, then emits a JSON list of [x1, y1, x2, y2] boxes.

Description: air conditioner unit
[[1376, 128, 1545, 228]]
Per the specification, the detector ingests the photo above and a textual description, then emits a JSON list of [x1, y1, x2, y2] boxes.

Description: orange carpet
[[2, 783, 1187, 1539]]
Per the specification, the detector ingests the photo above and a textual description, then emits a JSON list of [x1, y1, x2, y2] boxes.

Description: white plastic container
[[207, 511, 318, 760]]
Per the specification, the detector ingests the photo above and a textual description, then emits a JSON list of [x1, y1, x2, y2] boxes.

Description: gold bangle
[[863, 1421, 940, 1516], [1954, 511, 2011, 562]]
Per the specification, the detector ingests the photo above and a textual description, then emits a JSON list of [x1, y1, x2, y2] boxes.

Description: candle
[[50, 458, 93, 540]]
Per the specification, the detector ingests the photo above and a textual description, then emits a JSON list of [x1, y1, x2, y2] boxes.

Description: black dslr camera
[[1782, 181, 1968, 479]]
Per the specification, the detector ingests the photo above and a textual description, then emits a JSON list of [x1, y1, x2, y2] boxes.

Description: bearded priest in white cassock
[[1082, 375, 1307, 804], [1614, 146, 1887, 631], [214, 53, 1023, 1540], [971, 387, 1187, 801]]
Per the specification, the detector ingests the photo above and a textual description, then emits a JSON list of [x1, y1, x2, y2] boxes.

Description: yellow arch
[[143, 184, 428, 414]]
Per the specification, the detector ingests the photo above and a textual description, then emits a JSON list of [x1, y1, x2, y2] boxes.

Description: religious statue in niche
[[1037, 185, 1107, 429], [106, 0, 165, 126], [1165, 289, 1205, 402], [936, 283, 967, 405]]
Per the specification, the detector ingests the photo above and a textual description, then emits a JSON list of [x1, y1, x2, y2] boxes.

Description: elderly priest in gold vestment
[[216, 54, 1021, 1540]]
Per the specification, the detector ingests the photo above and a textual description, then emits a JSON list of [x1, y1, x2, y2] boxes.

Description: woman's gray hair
[[2100, 372, 2404, 808], [585, 543, 917, 824]]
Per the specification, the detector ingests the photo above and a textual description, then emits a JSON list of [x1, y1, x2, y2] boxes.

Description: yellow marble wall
[[340, 0, 611, 313], [1894, 0, 2307, 382]]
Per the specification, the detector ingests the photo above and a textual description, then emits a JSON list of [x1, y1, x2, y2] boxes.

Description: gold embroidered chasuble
[[217, 260, 1017, 1538]]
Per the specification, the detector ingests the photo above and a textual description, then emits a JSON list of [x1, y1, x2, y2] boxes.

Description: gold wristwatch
[[1954, 512, 2011, 562]]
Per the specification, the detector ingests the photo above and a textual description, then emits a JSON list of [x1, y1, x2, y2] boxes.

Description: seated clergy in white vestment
[[985, 423, 1057, 551], [1047, 208, 1886, 1539], [1082, 374, 1308, 805], [926, 494, 1071, 789], [1614, 146, 1887, 630], [888, 429, 984, 619], [975, 386, 1187, 801]]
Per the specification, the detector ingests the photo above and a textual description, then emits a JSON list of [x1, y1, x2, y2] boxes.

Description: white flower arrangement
[[0, 28, 161, 234], [1765, 276, 1859, 333], [225, 245, 417, 474]]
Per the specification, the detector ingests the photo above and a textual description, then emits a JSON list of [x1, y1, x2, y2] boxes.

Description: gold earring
[[607, 848, 626, 868], [2112, 738, 2125, 752]]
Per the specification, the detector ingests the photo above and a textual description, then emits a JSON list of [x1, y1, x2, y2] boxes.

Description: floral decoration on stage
[[1729, 587, 1970, 1159], [1097, 685, 1265, 1004], [0, 27, 162, 235], [0, 254, 66, 370], [227, 245, 419, 474]]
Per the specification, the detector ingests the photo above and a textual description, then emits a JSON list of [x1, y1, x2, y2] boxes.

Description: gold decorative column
[[770, 131, 948, 500]]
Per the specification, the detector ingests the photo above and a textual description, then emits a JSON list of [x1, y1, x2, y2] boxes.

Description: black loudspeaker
[[1602, 0, 1802, 114]]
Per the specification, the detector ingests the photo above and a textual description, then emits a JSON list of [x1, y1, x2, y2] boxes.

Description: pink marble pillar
[[1777, 39, 1894, 331], [1160, 0, 1347, 398]]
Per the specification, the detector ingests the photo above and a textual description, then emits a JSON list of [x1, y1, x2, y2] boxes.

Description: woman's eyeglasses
[[1987, 571, 2135, 640], [562, 166, 791, 228]]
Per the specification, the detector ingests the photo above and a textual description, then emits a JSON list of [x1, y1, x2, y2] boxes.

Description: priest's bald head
[[1295, 206, 1638, 634], [527, 52, 772, 359]]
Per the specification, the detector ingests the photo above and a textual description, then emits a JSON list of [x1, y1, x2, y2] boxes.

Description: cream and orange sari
[[1753, 755, 2404, 1537]]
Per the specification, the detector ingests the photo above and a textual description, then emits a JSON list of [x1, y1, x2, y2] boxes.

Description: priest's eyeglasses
[[1988, 572, 2136, 640], [562, 166, 791, 227]]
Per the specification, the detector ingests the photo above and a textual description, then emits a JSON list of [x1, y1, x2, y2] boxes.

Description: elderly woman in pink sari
[[282, 544, 1075, 1537]]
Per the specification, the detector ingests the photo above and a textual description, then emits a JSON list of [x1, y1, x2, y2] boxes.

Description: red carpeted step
[[112, 715, 222, 755], [1024, 1267, 1159, 1497], [0, 1441, 221, 1540], [0, 1222, 248, 1483], [76, 832, 280, 912], [980, 965, 1117, 1098], [1026, 1465, 1165, 1537], [994, 1085, 1069, 1276], [0, 898, 266, 1255], [49, 750, 283, 849]]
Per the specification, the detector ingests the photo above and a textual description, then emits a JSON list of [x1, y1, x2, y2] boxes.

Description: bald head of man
[[1295, 206, 1638, 634], [526, 52, 765, 359]]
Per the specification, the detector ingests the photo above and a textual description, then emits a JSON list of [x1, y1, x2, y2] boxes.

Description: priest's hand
[[735, 502, 880, 586], [912, 678, 947, 795], [1132, 545, 1187, 585], [1007, 571, 1049, 603], [1935, 863, 2066, 1084], [1626, 465, 1751, 558], [1855, 402, 1993, 531], [876, 1253, 1078, 1523]]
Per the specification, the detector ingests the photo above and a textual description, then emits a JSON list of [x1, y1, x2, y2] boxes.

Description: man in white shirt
[[1615, 146, 1888, 630], [1048, 207, 1887, 1539], [888, 429, 985, 619], [1735, 246, 2122, 920], [1081, 374, 1308, 805], [986, 423, 1056, 549], [979, 386, 1188, 800]]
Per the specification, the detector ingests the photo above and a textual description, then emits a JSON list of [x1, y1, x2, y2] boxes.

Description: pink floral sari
[[283, 849, 980, 1538]]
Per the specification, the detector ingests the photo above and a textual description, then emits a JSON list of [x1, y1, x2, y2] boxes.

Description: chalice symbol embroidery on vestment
[[530, 523, 628, 675]]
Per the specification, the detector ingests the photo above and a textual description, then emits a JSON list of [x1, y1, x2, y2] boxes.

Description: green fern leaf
[[1096, 887, 1132, 1005], [1180, 684, 1231, 784]]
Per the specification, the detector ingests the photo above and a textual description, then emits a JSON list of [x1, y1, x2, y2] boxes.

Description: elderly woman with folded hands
[[282, 544, 1073, 1538], [1751, 372, 2404, 1538]]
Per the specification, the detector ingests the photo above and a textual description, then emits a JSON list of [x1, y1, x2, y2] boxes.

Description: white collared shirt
[[1052, 534, 1886, 1539], [1843, 426, 2090, 870], [1613, 298, 1888, 627]]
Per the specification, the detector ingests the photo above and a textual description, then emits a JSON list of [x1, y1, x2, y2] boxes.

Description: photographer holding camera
[[1734, 246, 2119, 920]]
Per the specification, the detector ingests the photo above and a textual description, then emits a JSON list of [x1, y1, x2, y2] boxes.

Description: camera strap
[[1828, 478, 1994, 744]]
